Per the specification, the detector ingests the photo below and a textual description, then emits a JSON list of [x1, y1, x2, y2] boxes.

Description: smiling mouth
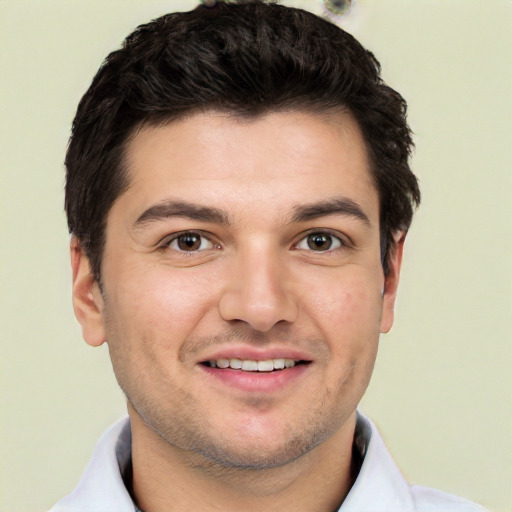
[[202, 359, 311, 372]]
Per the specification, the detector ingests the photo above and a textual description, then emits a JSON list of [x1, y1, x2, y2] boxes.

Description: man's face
[[74, 110, 401, 468]]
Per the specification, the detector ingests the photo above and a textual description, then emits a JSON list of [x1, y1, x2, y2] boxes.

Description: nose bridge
[[219, 238, 298, 332]]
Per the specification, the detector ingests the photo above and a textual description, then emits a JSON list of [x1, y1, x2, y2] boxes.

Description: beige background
[[1, 1, 510, 511]]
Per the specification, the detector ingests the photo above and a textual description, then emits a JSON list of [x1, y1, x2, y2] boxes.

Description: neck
[[129, 408, 357, 512]]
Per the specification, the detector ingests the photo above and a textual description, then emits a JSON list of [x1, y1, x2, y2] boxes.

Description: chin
[[192, 441, 316, 470], [179, 421, 335, 471]]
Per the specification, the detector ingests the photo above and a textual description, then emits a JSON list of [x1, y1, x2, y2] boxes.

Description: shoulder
[[48, 417, 135, 512], [345, 413, 488, 512], [410, 485, 488, 512]]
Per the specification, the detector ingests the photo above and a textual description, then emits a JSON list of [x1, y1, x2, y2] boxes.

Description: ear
[[70, 237, 106, 347], [380, 232, 406, 334]]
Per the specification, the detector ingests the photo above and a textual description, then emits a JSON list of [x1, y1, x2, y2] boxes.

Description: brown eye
[[177, 233, 201, 251], [167, 232, 215, 252], [295, 232, 343, 252], [307, 234, 333, 251]]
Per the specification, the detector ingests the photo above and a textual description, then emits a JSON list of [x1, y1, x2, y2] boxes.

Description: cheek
[[103, 264, 216, 345], [316, 276, 381, 405], [308, 271, 383, 331], [304, 269, 383, 380], [102, 265, 218, 397]]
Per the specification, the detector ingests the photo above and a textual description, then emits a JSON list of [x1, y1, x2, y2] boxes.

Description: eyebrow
[[133, 196, 370, 229], [134, 200, 230, 227], [290, 197, 371, 225]]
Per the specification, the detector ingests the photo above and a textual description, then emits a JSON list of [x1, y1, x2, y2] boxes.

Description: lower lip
[[199, 364, 310, 392]]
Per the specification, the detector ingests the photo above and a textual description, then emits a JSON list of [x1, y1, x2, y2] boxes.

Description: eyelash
[[159, 230, 349, 254], [159, 231, 219, 253], [293, 230, 349, 253]]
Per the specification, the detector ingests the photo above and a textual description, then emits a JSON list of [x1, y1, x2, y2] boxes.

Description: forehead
[[118, 110, 378, 225]]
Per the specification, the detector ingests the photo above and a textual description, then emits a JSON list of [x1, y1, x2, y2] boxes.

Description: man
[[51, 1, 486, 511]]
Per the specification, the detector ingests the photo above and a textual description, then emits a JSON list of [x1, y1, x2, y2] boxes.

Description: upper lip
[[198, 345, 313, 364]]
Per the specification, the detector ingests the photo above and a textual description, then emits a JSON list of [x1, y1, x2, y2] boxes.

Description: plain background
[[1, 1, 510, 511]]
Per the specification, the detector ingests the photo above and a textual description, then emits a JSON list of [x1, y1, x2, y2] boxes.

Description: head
[[65, 0, 419, 283], [67, 1, 420, 472]]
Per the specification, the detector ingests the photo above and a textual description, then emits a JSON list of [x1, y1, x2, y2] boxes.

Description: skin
[[71, 110, 404, 511]]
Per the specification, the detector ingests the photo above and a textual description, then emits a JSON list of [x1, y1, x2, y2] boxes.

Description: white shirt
[[49, 414, 486, 512]]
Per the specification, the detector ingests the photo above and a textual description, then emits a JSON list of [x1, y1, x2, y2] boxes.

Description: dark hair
[[65, 0, 420, 280]]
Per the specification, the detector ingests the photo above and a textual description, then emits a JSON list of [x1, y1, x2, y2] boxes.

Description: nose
[[218, 244, 298, 333]]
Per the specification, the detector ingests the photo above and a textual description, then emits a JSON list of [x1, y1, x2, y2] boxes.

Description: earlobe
[[380, 232, 406, 334], [70, 237, 106, 347]]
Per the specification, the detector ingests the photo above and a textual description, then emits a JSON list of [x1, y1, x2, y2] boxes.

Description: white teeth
[[241, 360, 258, 371], [230, 358, 242, 369], [273, 358, 285, 369], [257, 360, 274, 372], [208, 358, 297, 372]]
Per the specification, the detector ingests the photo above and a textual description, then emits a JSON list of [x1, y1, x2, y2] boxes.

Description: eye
[[295, 232, 343, 252], [165, 232, 216, 252]]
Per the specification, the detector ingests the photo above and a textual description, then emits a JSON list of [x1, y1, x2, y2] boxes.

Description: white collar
[[50, 413, 483, 512]]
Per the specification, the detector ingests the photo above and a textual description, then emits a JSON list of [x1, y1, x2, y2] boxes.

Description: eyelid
[[159, 230, 220, 252], [293, 229, 351, 251]]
